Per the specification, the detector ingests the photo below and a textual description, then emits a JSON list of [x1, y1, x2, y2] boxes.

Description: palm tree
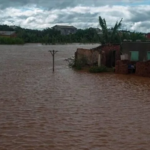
[[99, 16, 122, 45]]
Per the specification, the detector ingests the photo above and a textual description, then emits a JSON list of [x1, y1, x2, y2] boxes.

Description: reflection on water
[[0, 44, 150, 150]]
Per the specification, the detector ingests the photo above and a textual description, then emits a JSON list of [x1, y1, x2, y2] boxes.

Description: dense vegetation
[[0, 21, 147, 45], [0, 25, 100, 44]]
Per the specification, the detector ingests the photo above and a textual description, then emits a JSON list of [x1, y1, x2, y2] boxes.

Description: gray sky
[[0, 0, 150, 32]]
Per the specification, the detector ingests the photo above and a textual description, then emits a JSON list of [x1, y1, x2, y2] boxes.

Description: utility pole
[[49, 50, 58, 72]]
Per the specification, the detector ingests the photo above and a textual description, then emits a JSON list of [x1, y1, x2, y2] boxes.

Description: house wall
[[75, 45, 120, 67], [75, 48, 99, 65], [136, 61, 150, 77], [115, 60, 129, 74], [0, 31, 16, 38], [60, 29, 76, 35], [122, 42, 150, 61], [53, 26, 77, 35], [0, 34, 16, 38], [115, 60, 150, 77], [146, 33, 150, 40], [99, 45, 120, 67]]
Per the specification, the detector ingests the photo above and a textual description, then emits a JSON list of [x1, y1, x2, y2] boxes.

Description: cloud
[[0, 0, 148, 9], [0, 0, 150, 32], [127, 5, 150, 22]]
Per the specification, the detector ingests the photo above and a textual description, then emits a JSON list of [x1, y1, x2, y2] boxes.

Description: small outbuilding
[[75, 44, 121, 67]]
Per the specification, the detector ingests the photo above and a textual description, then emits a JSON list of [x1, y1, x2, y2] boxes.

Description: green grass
[[89, 66, 114, 73]]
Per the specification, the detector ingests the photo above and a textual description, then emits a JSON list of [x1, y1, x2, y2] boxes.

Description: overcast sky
[[0, 0, 150, 32]]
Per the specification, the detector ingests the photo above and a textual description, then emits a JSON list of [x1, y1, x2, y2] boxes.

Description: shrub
[[68, 55, 87, 70], [89, 65, 112, 73]]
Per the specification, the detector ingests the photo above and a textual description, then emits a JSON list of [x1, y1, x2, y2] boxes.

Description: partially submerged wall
[[115, 60, 150, 78], [76, 44, 121, 67], [75, 48, 99, 65], [115, 60, 129, 74], [136, 61, 150, 77]]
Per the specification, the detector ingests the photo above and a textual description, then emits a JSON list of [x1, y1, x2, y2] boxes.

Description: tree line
[[0, 25, 100, 44], [0, 19, 147, 45]]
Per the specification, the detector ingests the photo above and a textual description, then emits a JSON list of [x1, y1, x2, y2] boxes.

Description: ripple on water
[[0, 44, 150, 150]]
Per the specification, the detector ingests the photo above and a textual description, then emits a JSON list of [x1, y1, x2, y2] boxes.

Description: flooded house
[[121, 41, 150, 61], [75, 41, 150, 77], [75, 44, 120, 67], [115, 41, 150, 77]]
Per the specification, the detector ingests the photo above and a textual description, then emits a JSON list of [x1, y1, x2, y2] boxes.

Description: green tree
[[99, 16, 122, 44]]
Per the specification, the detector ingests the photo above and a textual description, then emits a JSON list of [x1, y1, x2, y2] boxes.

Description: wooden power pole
[[49, 50, 58, 72]]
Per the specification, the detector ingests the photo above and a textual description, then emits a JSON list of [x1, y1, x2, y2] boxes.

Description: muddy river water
[[0, 44, 150, 150]]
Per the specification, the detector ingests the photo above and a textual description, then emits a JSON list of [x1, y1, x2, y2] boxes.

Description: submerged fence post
[[49, 50, 58, 72]]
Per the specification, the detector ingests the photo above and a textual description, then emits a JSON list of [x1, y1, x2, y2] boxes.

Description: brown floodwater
[[0, 44, 150, 150]]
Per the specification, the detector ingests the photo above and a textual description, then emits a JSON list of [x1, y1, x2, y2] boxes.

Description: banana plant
[[99, 16, 122, 44]]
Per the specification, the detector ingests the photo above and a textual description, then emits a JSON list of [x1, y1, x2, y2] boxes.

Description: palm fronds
[[99, 16, 123, 44]]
